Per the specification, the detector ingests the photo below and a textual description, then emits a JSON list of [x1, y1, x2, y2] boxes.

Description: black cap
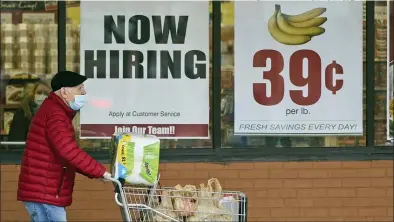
[[51, 71, 87, 92]]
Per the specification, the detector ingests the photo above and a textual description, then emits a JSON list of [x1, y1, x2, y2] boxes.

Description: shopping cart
[[108, 177, 248, 222]]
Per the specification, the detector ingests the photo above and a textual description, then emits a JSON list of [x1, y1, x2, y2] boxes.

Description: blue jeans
[[23, 201, 67, 222]]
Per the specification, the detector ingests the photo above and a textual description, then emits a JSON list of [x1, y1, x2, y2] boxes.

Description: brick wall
[[1, 160, 393, 221]]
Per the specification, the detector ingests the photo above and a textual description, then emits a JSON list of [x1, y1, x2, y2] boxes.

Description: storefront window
[[0, 1, 391, 151], [1, 1, 57, 145]]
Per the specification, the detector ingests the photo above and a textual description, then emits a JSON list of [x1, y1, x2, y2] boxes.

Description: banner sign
[[388, 1, 393, 142], [0, 1, 43, 11], [234, 1, 363, 135], [80, 1, 209, 139]]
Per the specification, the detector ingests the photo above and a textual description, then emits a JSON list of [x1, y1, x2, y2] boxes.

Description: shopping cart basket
[[109, 177, 248, 222]]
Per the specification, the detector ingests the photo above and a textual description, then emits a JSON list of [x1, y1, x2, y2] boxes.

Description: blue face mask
[[69, 95, 86, 111]]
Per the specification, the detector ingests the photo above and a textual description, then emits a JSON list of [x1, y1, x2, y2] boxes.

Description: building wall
[[1, 160, 393, 222]]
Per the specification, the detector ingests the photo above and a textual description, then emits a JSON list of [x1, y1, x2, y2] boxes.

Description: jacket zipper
[[56, 167, 66, 199]]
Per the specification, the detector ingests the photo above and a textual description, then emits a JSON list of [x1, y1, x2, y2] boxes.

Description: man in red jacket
[[17, 71, 111, 222]]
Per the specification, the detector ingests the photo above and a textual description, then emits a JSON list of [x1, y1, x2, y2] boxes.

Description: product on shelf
[[5, 84, 24, 105], [66, 48, 77, 59], [375, 91, 386, 119], [378, 62, 387, 87], [66, 38, 75, 52], [375, 5, 387, 61], [4, 72, 33, 80], [48, 24, 57, 38], [34, 50, 46, 74], [49, 62, 58, 75], [338, 137, 357, 146], [374, 63, 381, 86], [221, 2, 234, 26], [17, 36, 31, 73], [221, 90, 233, 117], [66, 62, 76, 72], [1, 22, 81, 77], [2, 24, 15, 37], [22, 13, 55, 24], [33, 24, 47, 37], [66, 24, 75, 36], [17, 23, 32, 37], [363, 2, 366, 60], [48, 36, 57, 50], [3, 36, 15, 74], [291, 138, 310, 147], [246, 137, 266, 147], [221, 69, 233, 89], [221, 40, 234, 68], [33, 35, 46, 49], [3, 111, 15, 135], [0, 13, 12, 26]]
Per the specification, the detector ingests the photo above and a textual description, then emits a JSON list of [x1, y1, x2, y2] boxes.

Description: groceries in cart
[[184, 178, 234, 221], [151, 190, 179, 222], [172, 184, 199, 217], [110, 132, 160, 186], [112, 177, 246, 222]]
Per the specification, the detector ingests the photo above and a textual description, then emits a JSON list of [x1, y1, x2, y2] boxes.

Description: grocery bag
[[110, 132, 160, 186]]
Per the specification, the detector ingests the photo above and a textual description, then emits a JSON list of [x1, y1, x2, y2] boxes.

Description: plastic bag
[[110, 132, 160, 186], [186, 178, 232, 222], [206, 178, 232, 221], [186, 183, 221, 221], [172, 184, 198, 217], [152, 190, 180, 222]]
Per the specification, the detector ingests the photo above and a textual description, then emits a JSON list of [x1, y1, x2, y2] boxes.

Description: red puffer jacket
[[17, 92, 106, 207]]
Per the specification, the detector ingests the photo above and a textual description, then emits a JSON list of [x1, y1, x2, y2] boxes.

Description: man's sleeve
[[76, 169, 94, 179], [46, 110, 106, 178]]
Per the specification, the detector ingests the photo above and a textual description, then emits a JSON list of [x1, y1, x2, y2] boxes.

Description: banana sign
[[234, 1, 363, 136], [268, 4, 326, 45]]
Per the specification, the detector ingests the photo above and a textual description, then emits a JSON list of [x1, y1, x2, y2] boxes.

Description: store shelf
[[0, 73, 42, 80], [363, 117, 387, 121], [363, 87, 387, 91], [0, 104, 20, 109], [374, 59, 388, 62]]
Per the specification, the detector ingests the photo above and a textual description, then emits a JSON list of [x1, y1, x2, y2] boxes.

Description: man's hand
[[101, 171, 112, 182]]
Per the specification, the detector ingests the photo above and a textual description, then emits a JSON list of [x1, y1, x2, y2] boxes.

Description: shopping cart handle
[[106, 177, 126, 193]]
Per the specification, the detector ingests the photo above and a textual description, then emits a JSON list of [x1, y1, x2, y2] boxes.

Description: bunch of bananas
[[268, 4, 327, 45]]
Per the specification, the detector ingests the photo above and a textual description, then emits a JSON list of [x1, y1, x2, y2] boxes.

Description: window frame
[[0, 1, 392, 164]]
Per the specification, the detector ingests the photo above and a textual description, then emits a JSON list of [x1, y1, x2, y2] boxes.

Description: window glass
[[220, 1, 386, 148], [374, 1, 393, 146], [389, 1, 394, 145], [1, 1, 57, 145], [66, 2, 212, 150]]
